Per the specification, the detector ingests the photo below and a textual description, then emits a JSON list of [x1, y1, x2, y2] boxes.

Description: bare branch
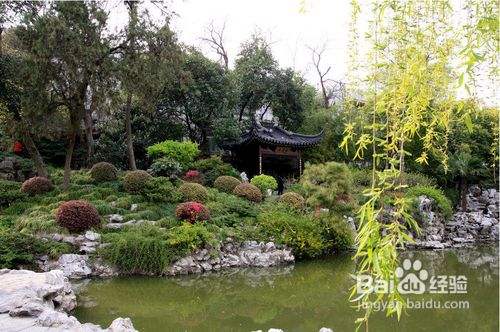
[[200, 20, 229, 70]]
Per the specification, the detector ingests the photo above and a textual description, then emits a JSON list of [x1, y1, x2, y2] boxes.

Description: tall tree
[[16, 1, 116, 189], [118, 0, 180, 170]]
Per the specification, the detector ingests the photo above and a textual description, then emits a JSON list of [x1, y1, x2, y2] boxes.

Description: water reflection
[[74, 247, 498, 332]]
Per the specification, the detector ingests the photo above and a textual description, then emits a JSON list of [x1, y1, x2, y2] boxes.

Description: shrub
[[56, 200, 101, 232], [257, 204, 325, 259], [207, 191, 258, 227], [317, 214, 354, 252], [300, 162, 354, 211], [278, 192, 306, 210], [146, 140, 199, 165], [175, 202, 210, 223], [123, 170, 152, 194], [142, 177, 179, 203], [89, 162, 118, 182], [214, 175, 241, 193], [0, 180, 25, 208], [21, 176, 53, 195], [191, 156, 239, 186], [178, 182, 208, 203], [406, 185, 453, 219], [101, 223, 213, 275], [147, 157, 182, 179], [250, 174, 278, 194], [182, 170, 203, 184], [0, 229, 70, 269], [233, 182, 262, 202]]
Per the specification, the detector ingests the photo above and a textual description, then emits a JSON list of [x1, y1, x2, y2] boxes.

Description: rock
[[56, 254, 92, 279], [85, 231, 101, 242], [0, 269, 136, 332], [0, 269, 76, 315], [319, 328, 334, 332], [130, 204, 138, 212], [108, 214, 124, 223], [268, 329, 284, 332], [108, 317, 137, 332]]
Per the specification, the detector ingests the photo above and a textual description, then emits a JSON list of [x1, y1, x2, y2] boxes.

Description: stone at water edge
[[108, 214, 124, 223]]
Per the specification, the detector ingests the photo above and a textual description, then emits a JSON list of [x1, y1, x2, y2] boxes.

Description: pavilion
[[224, 115, 323, 179]]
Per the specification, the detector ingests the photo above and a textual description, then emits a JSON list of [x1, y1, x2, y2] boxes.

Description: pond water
[[74, 246, 499, 332]]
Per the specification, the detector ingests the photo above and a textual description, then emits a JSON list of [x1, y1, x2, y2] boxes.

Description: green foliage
[[300, 162, 354, 211], [0, 179, 25, 208], [250, 174, 278, 194], [233, 182, 262, 203], [213, 175, 241, 193], [256, 204, 321, 259], [0, 228, 71, 269], [206, 190, 258, 227], [101, 223, 213, 275], [406, 185, 453, 220], [178, 182, 208, 203], [90, 162, 118, 182], [142, 177, 179, 203], [147, 157, 183, 179], [278, 192, 306, 210], [122, 170, 152, 194], [317, 214, 354, 253], [191, 156, 239, 186], [147, 140, 199, 165]]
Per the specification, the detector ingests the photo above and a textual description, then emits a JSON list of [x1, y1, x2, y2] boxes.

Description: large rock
[[165, 240, 294, 276], [0, 269, 136, 332]]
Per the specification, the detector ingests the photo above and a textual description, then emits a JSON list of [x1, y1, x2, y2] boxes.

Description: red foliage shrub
[[21, 176, 53, 195], [56, 200, 101, 232], [182, 169, 203, 184], [175, 201, 210, 223]]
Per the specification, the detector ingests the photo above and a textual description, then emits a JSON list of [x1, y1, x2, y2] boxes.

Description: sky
[[108, 0, 356, 89], [106, 0, 497, 106]]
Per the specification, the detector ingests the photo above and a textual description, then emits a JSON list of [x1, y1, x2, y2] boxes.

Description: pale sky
[[108, 0, 356, 89], [105, 0, 496, 106]]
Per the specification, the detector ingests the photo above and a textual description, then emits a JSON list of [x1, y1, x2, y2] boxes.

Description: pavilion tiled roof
[[235, 120, 323, 148]]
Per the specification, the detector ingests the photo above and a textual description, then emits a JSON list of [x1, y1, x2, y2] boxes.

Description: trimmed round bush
[[175, 201, 210, 223], [279, 192, 306, 210], [178, 182, 208, 203], [123, 170, 152, 194], [233, 183, 262, 202], [90, 162, 118, 182], [21, 176, 53, 195], [250, 174, 278, 194], [214, 175, 241, 193], [56, 200, 100, 232]]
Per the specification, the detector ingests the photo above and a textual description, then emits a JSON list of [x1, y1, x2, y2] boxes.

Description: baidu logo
[[355, 258, 467, 296], [395, 259, 428, 294]]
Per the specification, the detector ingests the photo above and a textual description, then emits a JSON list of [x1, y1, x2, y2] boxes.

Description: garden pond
[[74, 246, 498, 332]]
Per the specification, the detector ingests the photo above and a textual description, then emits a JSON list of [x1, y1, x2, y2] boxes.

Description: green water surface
[[73, 246, 498, 332]]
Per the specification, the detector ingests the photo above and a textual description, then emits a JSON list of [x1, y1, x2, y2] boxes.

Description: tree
[[234, 34, 310, 131], [118, 0, 180, 170], [15, 1, 117, 189], [158, 50, 237, 155], [201, 20, 229, 70]]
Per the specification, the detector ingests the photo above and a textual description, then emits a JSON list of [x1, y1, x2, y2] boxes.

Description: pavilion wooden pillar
[[258, 145, 263, 174], [298, 150, 302, 176]]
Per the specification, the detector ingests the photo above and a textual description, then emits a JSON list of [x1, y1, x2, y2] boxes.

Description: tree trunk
[[20, 125, 48, 178], [84, 103, 95, 167], [124, 93, 137, 170], [62, 126, 77, 191]]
